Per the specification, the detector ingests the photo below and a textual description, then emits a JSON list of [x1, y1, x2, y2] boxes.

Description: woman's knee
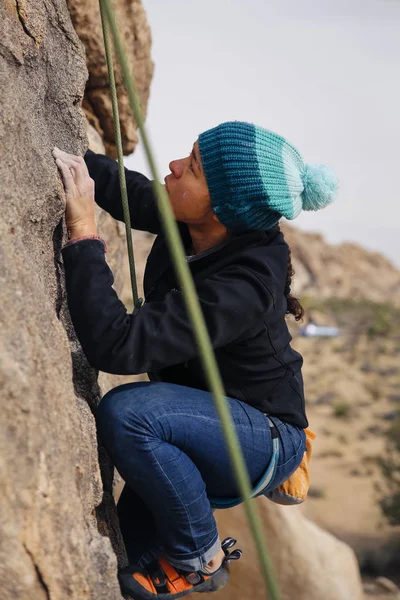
[[96, 382, 144, 434], [95, 381, 171, 438]]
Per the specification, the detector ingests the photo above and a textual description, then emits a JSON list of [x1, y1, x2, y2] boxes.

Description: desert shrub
[[365, 378, 382, 402], [333, 401, 352, 418], [377, 414, 400, 525], [367, 305, 393, 340], [308, 487, 326, 499], [299, 297, 400, 341], [319, 448, 344, 459]]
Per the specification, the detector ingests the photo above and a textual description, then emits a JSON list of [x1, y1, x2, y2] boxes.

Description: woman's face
[[164, 141, 214, 225]]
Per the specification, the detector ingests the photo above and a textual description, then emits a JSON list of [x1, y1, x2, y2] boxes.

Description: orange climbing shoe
[[118, 537, 242, 599]]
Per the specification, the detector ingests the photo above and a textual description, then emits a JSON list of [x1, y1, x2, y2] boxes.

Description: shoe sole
[[119, 566, 229, 599]]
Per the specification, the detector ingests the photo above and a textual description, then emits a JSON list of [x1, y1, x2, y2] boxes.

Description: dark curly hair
[[274, 224, 304, 322]]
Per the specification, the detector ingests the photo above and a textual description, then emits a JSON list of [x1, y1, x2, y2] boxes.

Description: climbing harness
[[98, 1, 281, 598], [209, 417, 280, 510]]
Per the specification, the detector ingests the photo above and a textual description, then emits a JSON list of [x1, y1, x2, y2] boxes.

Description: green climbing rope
[[98, 1, 281, 597], [98, 0, 142, 309]]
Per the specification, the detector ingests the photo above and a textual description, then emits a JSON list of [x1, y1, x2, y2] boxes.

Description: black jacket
[[61, 150, 308, 428]]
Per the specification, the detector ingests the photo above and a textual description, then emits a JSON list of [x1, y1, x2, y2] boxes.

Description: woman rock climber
[[53, 121, 337, 599]]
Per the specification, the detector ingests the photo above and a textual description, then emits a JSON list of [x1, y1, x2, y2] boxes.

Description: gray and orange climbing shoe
[[118, 537, 242, 599]]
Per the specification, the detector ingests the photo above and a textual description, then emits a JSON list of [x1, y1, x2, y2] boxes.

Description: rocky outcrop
[[67, 0, 153, 156], [214, 501, 364, 600], [0, 0, 151, 598], [282, 225, 400, 306]]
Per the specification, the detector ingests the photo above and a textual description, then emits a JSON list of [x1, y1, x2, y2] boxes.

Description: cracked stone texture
[[67, 0, 153, 157], [0, 0, 151, 597]]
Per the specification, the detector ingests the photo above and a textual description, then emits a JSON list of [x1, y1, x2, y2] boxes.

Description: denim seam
[[165, 532, 221, 570], [277, 433, 306, 469], [148, 444, 211, 563], [149, 411, 262, 430]]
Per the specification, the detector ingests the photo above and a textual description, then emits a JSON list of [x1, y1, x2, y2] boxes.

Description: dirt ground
[[292, 333, 400, 596]]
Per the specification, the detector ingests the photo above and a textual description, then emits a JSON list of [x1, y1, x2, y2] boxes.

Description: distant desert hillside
[[124, 224, 400, 309], [282, 224, 400, 306]]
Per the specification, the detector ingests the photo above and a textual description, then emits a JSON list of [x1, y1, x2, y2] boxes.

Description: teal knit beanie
[[198, 121, 338, 231]]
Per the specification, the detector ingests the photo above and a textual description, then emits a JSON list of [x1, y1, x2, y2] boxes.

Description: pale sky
[[125, 0, 400, 267]]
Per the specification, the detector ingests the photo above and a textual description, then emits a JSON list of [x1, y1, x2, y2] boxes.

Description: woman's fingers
[[53, 148, 83, 178], [53, 147, 90, 187], [73, 157, 90, 187], [55, 157, 76, 196], [53, 150, 96, 231], [53, 147, 80, 167]]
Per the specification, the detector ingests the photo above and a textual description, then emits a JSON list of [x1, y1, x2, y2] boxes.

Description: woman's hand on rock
[[53, 147, 97, 239]]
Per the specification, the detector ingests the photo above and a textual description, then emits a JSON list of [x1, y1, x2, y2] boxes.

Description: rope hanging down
[[98, 0, 142, 309], [98, 1, 281, 598]]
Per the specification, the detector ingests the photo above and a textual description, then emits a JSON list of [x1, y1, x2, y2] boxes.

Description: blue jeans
[[96, 381, 306, 571]]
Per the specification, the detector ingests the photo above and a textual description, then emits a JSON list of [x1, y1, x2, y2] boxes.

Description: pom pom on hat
[[301, 163, 338, 212]]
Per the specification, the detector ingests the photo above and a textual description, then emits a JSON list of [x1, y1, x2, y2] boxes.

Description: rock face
[[67, 0, 153, 156], [0, 0, 151, 598]]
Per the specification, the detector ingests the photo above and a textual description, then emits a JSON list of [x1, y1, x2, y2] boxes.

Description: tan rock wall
[[0, 1, 151, 598], [67, 0, 153, 156]]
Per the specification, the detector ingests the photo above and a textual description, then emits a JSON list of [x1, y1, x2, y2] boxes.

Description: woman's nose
[[169, 158, 184, 178]]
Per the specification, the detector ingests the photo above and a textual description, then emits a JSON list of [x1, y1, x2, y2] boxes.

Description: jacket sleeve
[[61, 239, 270, 375], [85, 149, 161, 234]]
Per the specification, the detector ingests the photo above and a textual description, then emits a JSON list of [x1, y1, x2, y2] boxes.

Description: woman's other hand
[[53, 147, 97, 239]]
